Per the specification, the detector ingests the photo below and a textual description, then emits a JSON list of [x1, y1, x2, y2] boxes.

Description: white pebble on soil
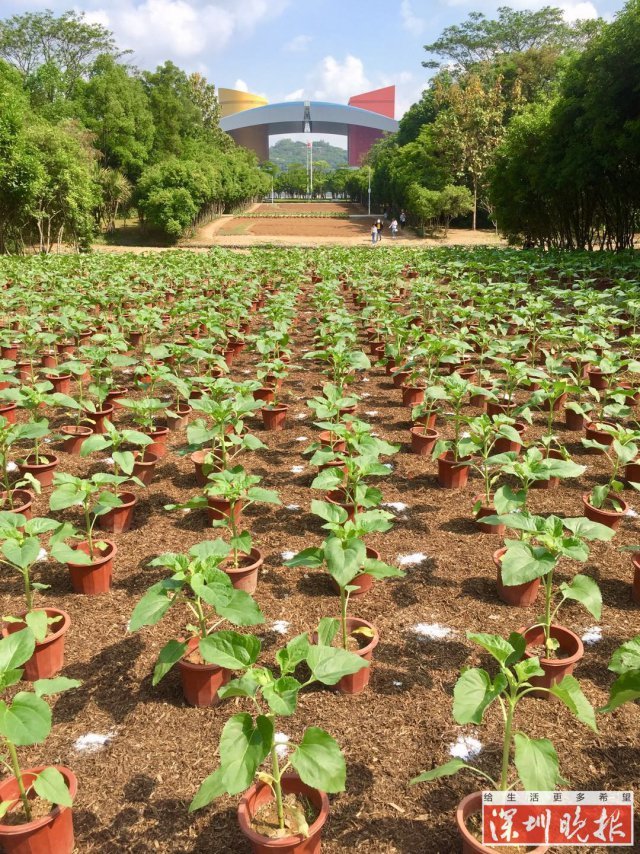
[[271, 620, 290, 635], [285, 504, 300, 510], [449, 735, 483, 760], [412, 623, 453, 640], [295, 436, 308, 442], [582, 626, 603, 645], [625, 507, 638, 517], [281, 550, 296, 561], [398, 552, 428, 566], [36, 548, 48, 562], [5, 462, 18, 473], [290, 465, 305, 473], [383, 502, 409, 512], [74, 732, 115, 753], [365, 410, 379, 416], [297, 412, 308, 419]]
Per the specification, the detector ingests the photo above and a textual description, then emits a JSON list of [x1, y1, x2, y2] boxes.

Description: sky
[[3, 0, 629, 148]]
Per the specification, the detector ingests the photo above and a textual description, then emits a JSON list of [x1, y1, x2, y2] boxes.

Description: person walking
[[390, 218, 398, 239], [375, 217, 384, 241], [399, 210, 406, 229], [371, 222, 378, 245]]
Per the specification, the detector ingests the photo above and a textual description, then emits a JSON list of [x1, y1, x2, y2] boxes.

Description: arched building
[[219, 86, 398, 166]]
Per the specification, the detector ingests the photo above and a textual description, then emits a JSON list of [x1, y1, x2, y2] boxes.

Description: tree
[[187, 72, 220, 130], [78, 55, 154, 180], [0, 10, 119, 94], [434, 74, 508, 229], [96, 167, 132, 232], [143, 61, 203, 158], [422, 6, 601, 72]]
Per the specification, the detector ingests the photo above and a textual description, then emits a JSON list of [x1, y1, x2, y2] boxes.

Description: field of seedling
[[0, 246, 639, 853]]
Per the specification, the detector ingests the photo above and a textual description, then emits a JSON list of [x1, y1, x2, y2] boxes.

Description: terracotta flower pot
[[584, 420, 615, 452], [414, 411, 437, 430], [401, 385, 425, 407], [85, 404, 114, 434], [330, 547, 378, 597], [238, 775, 329, 854], [1, 344, 18, 360], [317, 430, 346, 453], [130, 450, 158, 487], [582, 492, 627, 530], [96, 491, 137, 534], [337, 617, 378, 695], [191, 449, 223, 486], [493, 421, 526, 454], [541, 392, 567, 412], [253, 386, 275, 404], [519, 623, 584, 698], [223, 547, 263, 594], [106, 387, 127, 409], [455, 792, 549, 854], [486, 399, 514, 417], [206, 496, 244, 524], [261, 405, 289, 432], [564, 407, 586, 431], [530, 449, 564, 490], [0, 766, 77, 854], [474, 496, 505, 536], [0, 489, 33, 519], [179, 636, 230, 707], [60, 425, 92, 455], [392, 370, 410, 389], [494, 548, 540, 606], [624, 460, 640, 487], [66, 540, 115, 595], [0, 401, 18, 424], [437, 452, 471, 489], [587, 367, 612, 390], [632, 554, 640, 605], [410, 425, 438, 456], [469, 384, 492, 408], [325, 489, 360, 522], [144, 425, 170, 459], [17, 454, 59, 489], [166, 404, 192, 431], [2, 608, 71, 680], [45, 373, 72, 394]]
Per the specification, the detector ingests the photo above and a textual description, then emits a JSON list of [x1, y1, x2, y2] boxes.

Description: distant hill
[[269, 139, 348, 170]]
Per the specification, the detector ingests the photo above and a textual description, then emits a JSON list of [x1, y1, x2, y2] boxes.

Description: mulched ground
[[251, 203, 365, 215], [2, 279, 639, 853]]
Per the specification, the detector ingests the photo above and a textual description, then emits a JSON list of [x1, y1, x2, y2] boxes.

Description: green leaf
[[2, 538, 39, 571], [494, 485, 526, 514], [501, 543, 556, 585], [290, 727, 346, 793], [216, 589, 264, 627], [217, 673, 260, 700], [411, 758, 467, 785], [549, 676, 597, 731], [262, 676, 301, 716], [152, 639, 188, 685], [0, 692, 51, 746], [199, 631, 261, 670], [25, 610, 48, 643], [467, 632, 516, 666], [0, 628, 35, 674], [129, 582, 175, 631], [246, 487, 280, 505], [189, 768, 227, 812], [453, 668, 503, 724], [113, 451, 135, 475], [560, 575, 602, 621], [32, 767, 73, 808], [32, 677, 81, 697], [563, 517, 616, 542], [306, 645, 368, 685], [219, 713, 273, 795], [513, 733, 559, 790], [284, 547, 324, 568], [600, 671, 640, 713], [608, 635, 640, 675], [514, 657, 545, 683], [276, 633, 310, 675], [316, 618, 339, 647]]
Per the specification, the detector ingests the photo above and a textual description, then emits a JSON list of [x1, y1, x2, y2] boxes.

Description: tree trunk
[[473, 179, 477, 231]]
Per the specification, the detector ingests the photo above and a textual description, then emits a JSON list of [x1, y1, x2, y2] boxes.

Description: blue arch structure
[[220, 100, 398, 165]]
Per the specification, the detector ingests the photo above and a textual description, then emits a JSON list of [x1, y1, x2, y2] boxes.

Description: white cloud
[[285, 34, 312, 52], [312, 54, 371, 102], [400, 0, 424, 34], [560, 1, 599, 21], [284, 87, 305, 101], [234, 78, 249, 92], [84, 0, 289, 68]]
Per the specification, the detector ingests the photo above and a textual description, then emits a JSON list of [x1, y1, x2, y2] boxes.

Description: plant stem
[[340, 588, 348, 650], [7, 741, 31, 822], [23, 567, 33, 612], [543, 570, 554, 651], [269, 742, 285, 830], [500, 701, 515, 791]]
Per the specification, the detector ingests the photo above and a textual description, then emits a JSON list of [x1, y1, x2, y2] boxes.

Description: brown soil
[[250, 792, 318, 838], [466, 812, 532, 853], [1, 278, 639, 854], [2, 794, 55, 826], [251, 202, 365, 216], [225, 218, 372, 239], [528, 644, 571, 661]]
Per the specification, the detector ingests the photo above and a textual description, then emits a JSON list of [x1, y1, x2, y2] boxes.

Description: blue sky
[[3, 0, 629, 147]]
